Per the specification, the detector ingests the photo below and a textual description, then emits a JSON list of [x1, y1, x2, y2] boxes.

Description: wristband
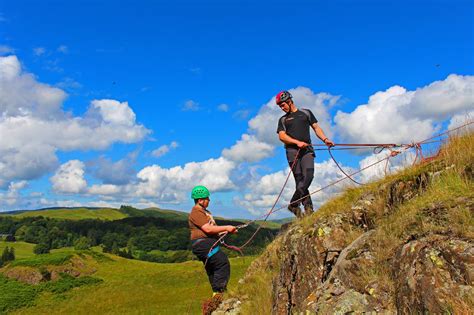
[[323, 138, 328, 143]]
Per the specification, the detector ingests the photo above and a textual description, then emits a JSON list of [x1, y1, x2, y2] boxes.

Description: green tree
[[9, 247, 15, 261], [74, 236, 91, 250], [1, 246, 15, 263], [111, 242, 120, 255], [33, 243, 50, 254]]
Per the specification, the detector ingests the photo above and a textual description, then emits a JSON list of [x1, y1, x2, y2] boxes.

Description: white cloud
[[447, 111, 474, 133], [50, 160, 87, 194], [222, 134, 274, 163], [217, 103, 229, 112], [0, 45, 15, 55], [0, 181, 28, 206], [335, 74, 474, 144], [0, 55, 150, 187], [410, 75, 474, 120], [223, 87, 339, 163], [33, 47, 46, 56], [88, 184, 121, 195], [152, 141, 179, 158], [90, 99, 137, 126], [0, 55, 67, 118], [88, 154, 137, 185], [358, 150, 416, 183], [182, 99, 200, 111], [134, 157, 236, 202]]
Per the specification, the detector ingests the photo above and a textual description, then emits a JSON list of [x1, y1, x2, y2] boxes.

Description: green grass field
[[0, 242, 253, 314], [0, 241, 35, 259], [11, 208, 127, 221]]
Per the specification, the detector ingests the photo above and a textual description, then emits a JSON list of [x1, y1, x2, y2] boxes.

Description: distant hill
[[3, 207, 127, 221], [1, 206, 288, 227]]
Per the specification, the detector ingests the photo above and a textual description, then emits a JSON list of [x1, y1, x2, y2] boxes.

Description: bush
[[33, 243, 51, 255], [0, 275, 38, 313], [10, 252, 73, 267], [74, 237, 91, 250], [41, 273, 103, 294], [1, 246, 15, 263]]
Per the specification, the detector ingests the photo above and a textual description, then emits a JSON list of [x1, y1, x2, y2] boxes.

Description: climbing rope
[[227, 120, 474, 250], [186, 120, 473, 313]]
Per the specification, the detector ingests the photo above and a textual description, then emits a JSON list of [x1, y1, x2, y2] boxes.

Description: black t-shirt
[[277, 109, 318, 149]]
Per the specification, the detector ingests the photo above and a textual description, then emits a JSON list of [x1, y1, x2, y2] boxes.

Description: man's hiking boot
[[288, 204, 303, 218], [202, 293, 223, 315], [304, 204, 314, 216]]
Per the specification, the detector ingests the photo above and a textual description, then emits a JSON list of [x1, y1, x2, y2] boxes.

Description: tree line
[[0, 208, 278, 262]]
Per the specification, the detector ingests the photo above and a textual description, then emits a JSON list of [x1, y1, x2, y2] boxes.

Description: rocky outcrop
[[1, 253, 98, 284], [3, 266, 44, 285], [218, 159, 474, 314], [272, 214, 349, 314], [394, 236, 474, 314]]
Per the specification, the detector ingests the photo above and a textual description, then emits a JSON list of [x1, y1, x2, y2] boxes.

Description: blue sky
[[0, 0, 473, 218]]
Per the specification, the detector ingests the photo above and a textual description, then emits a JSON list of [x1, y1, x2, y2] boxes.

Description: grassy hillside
[[0, 247, 253, 314], [4, 208, 127, 221], [0, 241, 35, 259]]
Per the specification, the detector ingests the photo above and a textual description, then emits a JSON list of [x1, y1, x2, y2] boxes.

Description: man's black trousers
[[286, 148, 315, 208], [192, 238, 230, 293]]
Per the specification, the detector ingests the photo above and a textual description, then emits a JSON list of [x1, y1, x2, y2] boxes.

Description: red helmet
[[276, 90, 292, 104]]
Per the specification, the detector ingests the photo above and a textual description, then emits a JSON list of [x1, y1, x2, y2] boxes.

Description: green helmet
[[191, 185, 210, 199]]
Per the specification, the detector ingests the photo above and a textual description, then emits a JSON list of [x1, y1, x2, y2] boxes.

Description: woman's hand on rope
[[323, 138, 335, 147], [226, 226, 238, 234], [296, 141, 309, 148]]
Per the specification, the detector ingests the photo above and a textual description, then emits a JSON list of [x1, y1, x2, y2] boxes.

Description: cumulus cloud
[[0, 55, 150, 187], [182, 100, 200, 111], [50, 160, 87, 194], [89, 99, 137, 126], [87, 154, 137, 185], [152, 141, 179, 158], [133, 157, 236, 202], [0, 181, 28, 206], [447, 111, 474, 133], [0, 55, 67, 118], [222, 134, 274, 163], [357, 150, 416, 183], [223, 87, 339, 163], [88, 184, 122, 195], [335, 74, 474, 144]]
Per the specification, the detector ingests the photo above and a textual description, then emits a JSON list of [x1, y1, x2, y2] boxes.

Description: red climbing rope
[[186, 120, 473, 313], [228, 120, 473, 250]]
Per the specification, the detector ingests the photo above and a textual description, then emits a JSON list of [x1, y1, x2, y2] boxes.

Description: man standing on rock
[[188, 185, 237, 308], [276, 90, 334, 217]]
